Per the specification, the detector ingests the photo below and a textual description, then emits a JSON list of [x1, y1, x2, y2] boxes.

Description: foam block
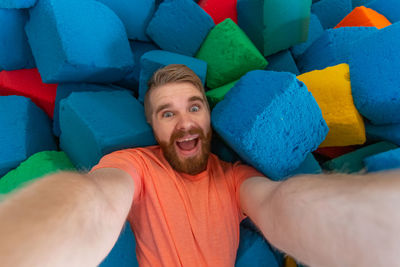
[[314, 145, 358, 159], [297, 64, 366, 147], [367, 0, 400, 23], [349, 22, 400, 125], [0, 151, 75, 194], [0, 69, 58, 118], [237, 0, 312, 56], [206, 80, 238, 109], [265, 50, 300, 75], [196, 19, 267, 89], [352, 0, 373, 8], [198, 0, 237, 24], [0, 0, 36, 8], [335, 6, 391, 29], [146, 0, 214, 56], [364, 148, 400, 172], [311, 0, 352, 29], [138, 50, 207, 103], [297, 26, 378, 73], [365, 122, 400, 146], [212, 70, 328, 180], [0, 96, 56, 177], [290, 153, 322, 176], [0, 8, 35, 71], [211, 134, 240, 163], [25, 0, 134, 83], [97, 0, 155, 41], [322, 141, 398, 173], [59, 90, 156, 170]]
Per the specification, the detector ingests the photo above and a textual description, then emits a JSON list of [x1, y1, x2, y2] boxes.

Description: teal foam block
[[364, 148, 400, 172], [138, 50, 207, 103], [0, 0, 36, 8], [212, 70, 328, 180], [265, 50, 300, 75], [352, 0, 373, 8], [0, 96, 56, 177], [25, 0, 134, 83], [311, 0, 352, 29], [349, 22, 400, 125], [59, 90, 156, 170], [365, 122, 400, 146], [237, 0, 312, 56], [211, 134, 240, 163], [291, 153, 322, 176], [367, 0, 400, 23]]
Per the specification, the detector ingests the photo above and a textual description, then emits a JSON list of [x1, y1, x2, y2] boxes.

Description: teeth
[[177, 136, 197, 142]]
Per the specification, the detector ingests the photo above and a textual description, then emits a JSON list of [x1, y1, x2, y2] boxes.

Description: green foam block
[[195, 18, 268, 89], [322, 142, 398, 174], [206, 79, 238, 109], [0, 151, 76, 194]]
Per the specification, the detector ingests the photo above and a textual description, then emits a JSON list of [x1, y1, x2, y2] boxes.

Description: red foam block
[[198, 0, 237, 24], [0, 68, 58, 118], [314, 145, 359, 159]]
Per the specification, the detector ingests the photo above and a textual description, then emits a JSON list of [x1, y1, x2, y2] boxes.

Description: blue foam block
[[138, 50, 207, 103], [290, 13, 324, 60], [311, 0, 352, 29], [290, 153, 322, 176], [146, 0, 214, 56], [59, 90, 156, 170], [0, 8, 35, 71], [25, 0, 134, 83], [0, 0, 36, 8], [367, 0, 400, 23], [352, 0, 373, 8], [364, 148, 400, 172], [349, 22, 400, 125], [96, 0, 155, 41], [0, 96, 56, 177], [211, 70, 328, 180], [211, 135, 240, 163], [100, 222, 138, 267], [366, 122, 400, 146], [265, 50, 300, 75], [297, 26, 378, 73]]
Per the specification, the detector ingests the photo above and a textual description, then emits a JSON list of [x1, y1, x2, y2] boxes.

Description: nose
[[176, 112, 195, 131]]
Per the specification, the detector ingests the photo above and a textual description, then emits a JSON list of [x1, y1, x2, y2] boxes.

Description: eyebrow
[[155, 96, 206, 117]]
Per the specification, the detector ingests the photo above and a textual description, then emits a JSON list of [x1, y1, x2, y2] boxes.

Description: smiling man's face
[[148, 82, 212, 175]]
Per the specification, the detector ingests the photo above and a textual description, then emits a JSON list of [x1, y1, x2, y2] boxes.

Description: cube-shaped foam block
[[322, 141, 398, 173], [311, 0, 352, 29], [335, 6, 391, 29], [297, 26, 378, 73], [196, 19, 267, 89], [0, 69, 58, 118], [146, 0, 214, 56], [290, 153, 322, 176], [0, 0, 36, 8], [0, 8, 35, 71], [0, 151, 75, 194], [25, 0, 134, 83], [212, 70, 328, 180], [265, 50, 300, 75], [0, 96, 56, 177], [365, 122, 400, 146], [367, 0, 400, 23], [198, 0, 238, 24], [315, 145, 358, 159], [349, 22, 400, 125], [138, 50, 207, 103], [364, 148, 400, 172], [237, 0, 312, 56], [210, 134, 240, 163], [206, 80, 238, 109], [59, 90, 156, 170], [352, 0, 373, 8], [97, 0, 155, 41], [297, 64, 366, 147]]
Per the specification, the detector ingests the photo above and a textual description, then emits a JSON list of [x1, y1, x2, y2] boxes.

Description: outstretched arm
[[0, 168, 134, 267], [240, 171, 400, 267]]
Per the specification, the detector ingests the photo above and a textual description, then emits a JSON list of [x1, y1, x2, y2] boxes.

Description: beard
[[158, 127, 212, 175]]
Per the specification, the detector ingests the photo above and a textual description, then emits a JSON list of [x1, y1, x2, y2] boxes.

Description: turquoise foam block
[[265, 50, 300, 75], [100, 222, 138, 267], [364, 148, 400, 172], [25, 0, 134, 83], [97, 0, 155, 41], [237, 0, 312, 56], [349, 22, 400, 125], [211, 70, 328, 180], [0, 96, 56, 177], [365, 122, 400, 146], [0, 0, 36, 8], [146, 0, 214, 56], [59, 90, 156, 170], [297, 26, 378, 73], [367, 0, 400, 23], [352, 0, 373, 8], [211, 134, 240, 163], [138, 50, 207, 103], [291, 153, 322, 176], [311, 0, 352, 29], [0, 8, 35, 71]]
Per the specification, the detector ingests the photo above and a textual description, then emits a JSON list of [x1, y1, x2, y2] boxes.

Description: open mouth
[[175, 135, 200, 156]]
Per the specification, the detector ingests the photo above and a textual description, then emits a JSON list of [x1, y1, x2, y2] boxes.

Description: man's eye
[[190, 105, 200, 112], [162, 111, 174, 118]]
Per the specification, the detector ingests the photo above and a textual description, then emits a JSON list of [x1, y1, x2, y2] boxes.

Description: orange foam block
[[334, 6, 391, 29]]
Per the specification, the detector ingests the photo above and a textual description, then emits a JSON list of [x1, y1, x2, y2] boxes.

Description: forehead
[[149, 82, 204, 106]]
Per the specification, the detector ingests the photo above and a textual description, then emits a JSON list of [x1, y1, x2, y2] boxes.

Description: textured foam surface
[[59, 90, 156, 170], [25, 0, 134, 83], [0, 0, 36, 8], [311, 0, 352, 29], [323, 141, 398, 173], [335, 6, 391, 29], [365, 122, 400, 146], [0, 69, 58, 118], [297, 64, 366, 147], [0, 151, 75, 194], [367, 0, 400, 23], [198, 0, 237, 24], [265, 50, 300, 75], [364, 148, 400, 172], [196, 19, 267, 89], [290, 153, 322, 176], [138, 50, 207, 103], [0, 8, 35, 70], [0, 96, 56, 177], [237, 0, 312, 56], [146, 0, 214, 56], [212, 70, 328, 180], [206, 80, 238, 109]]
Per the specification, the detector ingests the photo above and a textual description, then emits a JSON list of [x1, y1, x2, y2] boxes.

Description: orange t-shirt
[[91, 145, 263, 267]]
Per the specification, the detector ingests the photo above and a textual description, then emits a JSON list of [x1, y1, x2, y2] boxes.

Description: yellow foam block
[[297, 63, 366, 147], [284, 256, 298, 267]]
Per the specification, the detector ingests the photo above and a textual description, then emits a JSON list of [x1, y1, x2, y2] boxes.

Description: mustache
[[169, 127, 207, 144]]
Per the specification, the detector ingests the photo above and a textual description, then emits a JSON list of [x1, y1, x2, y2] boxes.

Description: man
[[0, 64, 400, 267]]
